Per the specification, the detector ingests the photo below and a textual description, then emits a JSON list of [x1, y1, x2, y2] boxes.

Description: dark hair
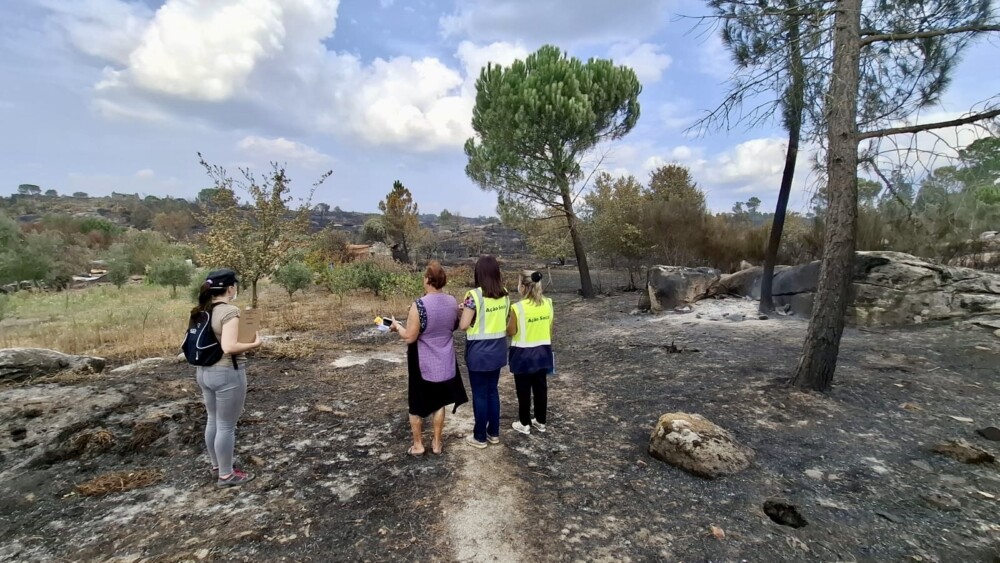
[[424, 261, 447, 290], [474, 255, 507, 299], [188, 274, 236, 327]]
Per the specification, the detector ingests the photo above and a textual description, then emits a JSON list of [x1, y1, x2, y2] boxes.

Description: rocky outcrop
[[639, 267, 721, 312], [707, 252, 1000, 327], [932, 439, 996, 464], [0, 348, 106, 382], [648, 413, 754, 478]]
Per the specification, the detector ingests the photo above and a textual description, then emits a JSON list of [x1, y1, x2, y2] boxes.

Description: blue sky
[[1, 0, 997, 218]]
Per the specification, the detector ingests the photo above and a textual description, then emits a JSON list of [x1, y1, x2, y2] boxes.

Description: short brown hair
[[425, 261, 447, 289]]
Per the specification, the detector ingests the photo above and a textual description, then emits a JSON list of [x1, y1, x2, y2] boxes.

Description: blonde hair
[[519, 270, 545, 305]]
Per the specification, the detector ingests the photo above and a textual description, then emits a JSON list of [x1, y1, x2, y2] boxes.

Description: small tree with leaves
[[464, 45, 642, 298], [378, 181, 420, 263], [584, 173, 652, 289], [105, 244, 131, 289], [150, 257, 192, 298], [198, 154, 330, 307], [274, 260, 313, 299]]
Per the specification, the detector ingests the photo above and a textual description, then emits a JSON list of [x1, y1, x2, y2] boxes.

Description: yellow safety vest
[[511, 298, 553, 348], [466, 288, 510, 341]]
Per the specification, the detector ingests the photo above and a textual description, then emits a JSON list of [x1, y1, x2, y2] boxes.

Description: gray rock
[[648, 412, 754, 479], [0, 348, 106, 382], [923, 492, 961, 512], [976, 426, 1000, 441], [639, 266, 721, 312], [717, 252, 1000, 327], [110, 358, 169, 374], [932, 439, 996, 464]]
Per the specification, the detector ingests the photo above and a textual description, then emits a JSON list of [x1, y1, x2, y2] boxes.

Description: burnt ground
[[1, 292, 999, 562]]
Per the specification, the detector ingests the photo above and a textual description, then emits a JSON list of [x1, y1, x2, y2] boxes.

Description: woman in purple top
[[391, 261, 468, 455]]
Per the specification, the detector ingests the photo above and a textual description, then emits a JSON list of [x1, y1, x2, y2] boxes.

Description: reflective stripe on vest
[[511, 298, 553, 348], [467, 287, 510, 341]]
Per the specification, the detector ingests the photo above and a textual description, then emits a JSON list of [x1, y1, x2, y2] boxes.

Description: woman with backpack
[[507, 271, 554, 435], [459, 255, 510, 449], [189, 269, 262, 487]]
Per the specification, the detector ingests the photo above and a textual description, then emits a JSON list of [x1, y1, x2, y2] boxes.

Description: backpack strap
[[209, 303, 240, 371]]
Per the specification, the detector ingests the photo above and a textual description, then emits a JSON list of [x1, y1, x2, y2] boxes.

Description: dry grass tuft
[[258, 338, 319, 360], [75, 468, 164, 497], [70, 428, 116, 453], [128, 420, 166, 451]]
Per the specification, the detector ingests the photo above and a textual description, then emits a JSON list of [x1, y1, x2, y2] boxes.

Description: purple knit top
[[415, 292, 459, 382]]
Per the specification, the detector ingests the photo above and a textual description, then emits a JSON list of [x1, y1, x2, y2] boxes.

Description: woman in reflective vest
[[506, 270, 554, 435], [459, 255, 510, 449]]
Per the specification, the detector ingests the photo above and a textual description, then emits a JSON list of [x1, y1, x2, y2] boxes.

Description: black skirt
[[407, 343, 469, 417]]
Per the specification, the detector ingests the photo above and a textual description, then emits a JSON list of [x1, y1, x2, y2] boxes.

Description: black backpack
[[182, 306, 238, 369]]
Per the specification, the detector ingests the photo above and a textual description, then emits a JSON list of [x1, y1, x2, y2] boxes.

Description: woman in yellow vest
[[459, 255, 510, 448], [507, 271, 554, 435]]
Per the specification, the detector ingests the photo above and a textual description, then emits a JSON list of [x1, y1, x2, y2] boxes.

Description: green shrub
[[149, 257, 193, 298], [273, 261, 313, 299], [321, 257, 422, 300], [105, 244, 131, 289], [0, 294, 13, 322], [80, 217, 124, 237]]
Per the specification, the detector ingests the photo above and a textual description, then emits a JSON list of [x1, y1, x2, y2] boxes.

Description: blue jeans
[[468, 369, 501, 442]]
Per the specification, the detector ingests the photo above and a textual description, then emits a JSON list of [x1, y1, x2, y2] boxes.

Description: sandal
[[407, 446, 425, 456]]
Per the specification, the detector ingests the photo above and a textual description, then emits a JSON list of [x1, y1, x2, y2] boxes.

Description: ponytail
[[519, 270, 545, 306], [188, 282, 226, 327]]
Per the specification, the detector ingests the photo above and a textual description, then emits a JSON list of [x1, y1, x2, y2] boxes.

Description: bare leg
[[431, 408, 445, 454], [409, 414, 425, 455]]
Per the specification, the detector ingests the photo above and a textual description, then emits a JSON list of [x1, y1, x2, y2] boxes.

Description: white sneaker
[[511, 421, 531, 435], [532, 419, 546, 433], [487, 435, 500, 444], [465, 435, 487, 449]]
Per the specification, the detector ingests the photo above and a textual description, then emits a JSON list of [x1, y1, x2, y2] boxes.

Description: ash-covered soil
[[1, 293, 998, 562]]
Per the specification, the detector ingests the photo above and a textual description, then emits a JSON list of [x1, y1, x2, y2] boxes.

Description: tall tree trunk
[[790, 0, 862, 392], [251, 279, 259, 309], [560, 181, 594, 298], [760, 4, 806, 315]]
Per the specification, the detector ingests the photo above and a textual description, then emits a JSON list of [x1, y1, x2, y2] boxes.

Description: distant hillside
[[0, 192, 528, 257]]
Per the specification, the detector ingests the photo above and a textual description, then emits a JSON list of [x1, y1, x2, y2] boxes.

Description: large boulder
[[0, 348, 106, 382], [716, 252, 1000, 327], [648, 413, 755, 479], [639, 266, 721, 312], [711, 265, 791, 299]]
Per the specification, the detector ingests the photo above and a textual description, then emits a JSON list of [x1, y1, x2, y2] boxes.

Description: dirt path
[[445, 404, 528, 563]]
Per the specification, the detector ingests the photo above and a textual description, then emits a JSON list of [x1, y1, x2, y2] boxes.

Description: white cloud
[[440, 0, 670, 45], [379, 0, 394, 7], [43, 0, 499, 152], [40, 0, 153, 65], [603, 137, 817, 210], [609, 43, 672, 84], [658, 100, 697, 130], [237, 136, 333, 167], [135, 168, 155, 178], [697, 31, 733, 81]]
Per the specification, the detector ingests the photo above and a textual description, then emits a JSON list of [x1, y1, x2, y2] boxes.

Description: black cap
[[205, 268, 238, 289]]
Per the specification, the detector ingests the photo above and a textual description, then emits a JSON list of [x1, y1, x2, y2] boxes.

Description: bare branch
[[858, 108, 1000, 140], [861, 24, 1000, 45]]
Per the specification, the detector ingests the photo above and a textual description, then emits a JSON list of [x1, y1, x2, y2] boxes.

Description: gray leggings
[[196, 365, 247, 475]]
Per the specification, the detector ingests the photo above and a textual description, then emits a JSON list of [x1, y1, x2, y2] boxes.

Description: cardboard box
[[238, 308, 261, 343]]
